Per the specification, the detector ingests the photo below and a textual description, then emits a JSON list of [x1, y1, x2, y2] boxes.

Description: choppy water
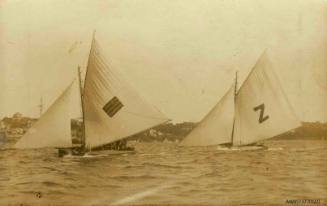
[[1, 139, 327, 205]]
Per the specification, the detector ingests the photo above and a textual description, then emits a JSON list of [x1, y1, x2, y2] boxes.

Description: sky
[[0, 0, 327, 123]]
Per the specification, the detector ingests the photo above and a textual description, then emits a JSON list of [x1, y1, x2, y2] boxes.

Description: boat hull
[[87, 149, 136, 156], [217, 143, 268, 151], [57, 147, 136, 157]]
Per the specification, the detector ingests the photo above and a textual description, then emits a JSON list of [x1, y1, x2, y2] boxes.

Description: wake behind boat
[[14, 32, 170, 157], [181, 51, 301, 150]]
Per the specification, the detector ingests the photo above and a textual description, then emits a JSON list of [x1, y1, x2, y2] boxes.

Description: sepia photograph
[[0, 0, 326, 205]]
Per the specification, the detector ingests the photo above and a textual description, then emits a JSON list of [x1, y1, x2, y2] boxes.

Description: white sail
[[233, 52, 301, 146], [181, 85, 235, 146], [83, 39, 169, 149], [15, 81, 76, 149]]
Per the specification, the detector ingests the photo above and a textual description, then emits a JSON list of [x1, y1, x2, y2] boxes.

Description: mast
[[230, 71, 238, 144], [78, 66, 86, 149], [80, 30, 96, 150]]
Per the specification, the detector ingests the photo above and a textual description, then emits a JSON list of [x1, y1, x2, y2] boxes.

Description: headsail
[[14, 81, 77, 149], [181, 85, 235, 146], [83, 38, 169, 149], [233, 52, 301, 146]]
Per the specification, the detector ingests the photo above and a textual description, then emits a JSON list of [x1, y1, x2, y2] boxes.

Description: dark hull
[[57, 147, 135, 157], [217, 142, 268, 151]]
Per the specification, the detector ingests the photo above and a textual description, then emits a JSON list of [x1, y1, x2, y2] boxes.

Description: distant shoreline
[[271, 136, 327, 141], [128, 121, 327, 142], [1, 114, 326, 143]]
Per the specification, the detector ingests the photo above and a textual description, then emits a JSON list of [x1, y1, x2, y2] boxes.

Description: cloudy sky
[[0, 0, 326, 122]]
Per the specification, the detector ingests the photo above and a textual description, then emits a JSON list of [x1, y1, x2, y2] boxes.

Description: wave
[[42, 181, 62, 187], [267, 147, 284, 151], [0, 148, 16, 151]]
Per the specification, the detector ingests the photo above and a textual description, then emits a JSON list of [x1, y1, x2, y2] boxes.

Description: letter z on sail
[[253, 103, 269, 124]]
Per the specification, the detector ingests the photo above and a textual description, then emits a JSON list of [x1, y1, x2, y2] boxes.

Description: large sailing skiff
[[181, 51, 301, 147], [15, 34, 169, 154]]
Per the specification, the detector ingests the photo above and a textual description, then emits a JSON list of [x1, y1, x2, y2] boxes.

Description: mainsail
[[181, 85, 235, 146], [14, 81, 77, 149], [233, 52, 301, 146], [83, 38, 169, 149]]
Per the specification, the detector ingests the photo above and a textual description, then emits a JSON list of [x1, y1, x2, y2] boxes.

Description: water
[[1, 139, 326, 205]]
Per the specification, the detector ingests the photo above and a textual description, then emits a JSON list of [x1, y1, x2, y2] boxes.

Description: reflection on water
[[1, 140, 326, 205]]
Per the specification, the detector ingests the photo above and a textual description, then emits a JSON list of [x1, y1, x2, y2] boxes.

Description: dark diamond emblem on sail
[[103, 96, 124, 117]]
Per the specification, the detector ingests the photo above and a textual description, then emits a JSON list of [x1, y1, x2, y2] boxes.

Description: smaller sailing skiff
[[181, 51, 301, 149], [14, 33, 170, 156]]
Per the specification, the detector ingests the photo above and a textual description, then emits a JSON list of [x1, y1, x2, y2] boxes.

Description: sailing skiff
[[181, 51, 301, 149], [14, 33, 170, 156]]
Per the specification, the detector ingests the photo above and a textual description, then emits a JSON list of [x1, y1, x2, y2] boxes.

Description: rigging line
[[88, 35, 168, 121], [268, 58, 300, 122], [89, 58, 121, 93], [94, 38, 167, 117], [236, 49, 267, 96], [121, 110, 169, 121], [93, 39, 125, 86], [94, 40, 135, 82]]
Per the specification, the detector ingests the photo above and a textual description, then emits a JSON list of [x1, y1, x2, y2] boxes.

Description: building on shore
[[1, 113, 37, 136]]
